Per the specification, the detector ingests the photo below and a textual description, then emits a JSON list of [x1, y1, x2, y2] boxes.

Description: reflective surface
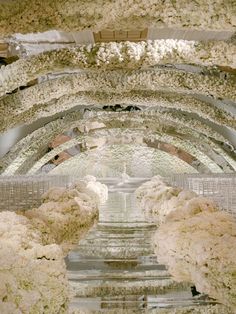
[[66, 179, 217, 312]]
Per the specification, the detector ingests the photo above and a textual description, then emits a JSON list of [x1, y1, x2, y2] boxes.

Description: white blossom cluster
[[155, 210, 236, 311], [136, 176, 236, 310], [135, 176, 214, 223], [24, 176, 107, 246], [0, 0, 235, 35], [0, 211, 70, 313]]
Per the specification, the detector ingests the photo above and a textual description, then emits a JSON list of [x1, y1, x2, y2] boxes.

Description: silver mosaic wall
[[0, 174, 235, 216]]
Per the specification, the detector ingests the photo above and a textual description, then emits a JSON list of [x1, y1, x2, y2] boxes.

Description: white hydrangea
[[0, 211, 70, 313]]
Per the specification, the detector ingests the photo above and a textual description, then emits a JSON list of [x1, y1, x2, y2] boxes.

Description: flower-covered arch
[[0, 0, 235, 177], [0, 2, 236, 313], [1, 110, 235, 176], [0, 40, 235, 96]]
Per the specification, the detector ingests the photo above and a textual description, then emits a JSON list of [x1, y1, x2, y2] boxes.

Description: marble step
[[69, 291, 217, 312], [66, 254, 187, 297]]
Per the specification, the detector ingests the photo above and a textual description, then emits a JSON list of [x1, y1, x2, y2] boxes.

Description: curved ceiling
[[0, 1, 235, 177]]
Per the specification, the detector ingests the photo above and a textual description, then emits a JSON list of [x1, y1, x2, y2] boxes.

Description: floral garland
[[0, 68, 235, 100], [2, 111, 235, 176], [0, 40, 235, 95], [0, 111, 83, 172], [0, 68, 235, 133], [91, 110, 230, 143], [1, 90, 236, 134], [89, 112, 236, 169], [2, 114, 231, 175], [0, 0, 235, 35], [136, 176, 236, 310], [50, 144, 200, 177], [26, 129, 204, 175]]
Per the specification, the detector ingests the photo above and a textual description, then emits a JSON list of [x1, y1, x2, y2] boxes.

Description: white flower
[[0, 67, 235, 133], [0, 211, 70, 313], [139, 177, 236, 310], [0, 0, 235, 35], [154, 210, 236, 310], [1, 40, 236, 93], [24, 177, 107, 247]]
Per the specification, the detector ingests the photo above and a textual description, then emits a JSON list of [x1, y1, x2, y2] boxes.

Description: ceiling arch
[[0, 0, 235, 36], [0, 67, 235, 133], [0, 2, 235, 177], [1, 109, 235, 175], [1, 68, 235, 101], [26, 130, 210, 174], [0, 40, 235, 96], [49, 144, 200, 178]]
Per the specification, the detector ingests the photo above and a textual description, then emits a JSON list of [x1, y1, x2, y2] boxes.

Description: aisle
[[66, 180, 216, 312]]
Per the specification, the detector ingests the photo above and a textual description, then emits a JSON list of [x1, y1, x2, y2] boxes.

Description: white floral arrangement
[[137, 177, 236, 310], [135, 176, 175, 223], [0, 0, 235, 35], [0, 211, 70, 313], [0, 40, 235, 96], [23, 176, 107, 247], [135, 176, 218, 223], [0, 177, 106, 312], [155, 210, 236, 311]]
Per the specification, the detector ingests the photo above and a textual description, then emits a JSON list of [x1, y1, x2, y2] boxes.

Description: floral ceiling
[[0, 0, 235, 177]]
